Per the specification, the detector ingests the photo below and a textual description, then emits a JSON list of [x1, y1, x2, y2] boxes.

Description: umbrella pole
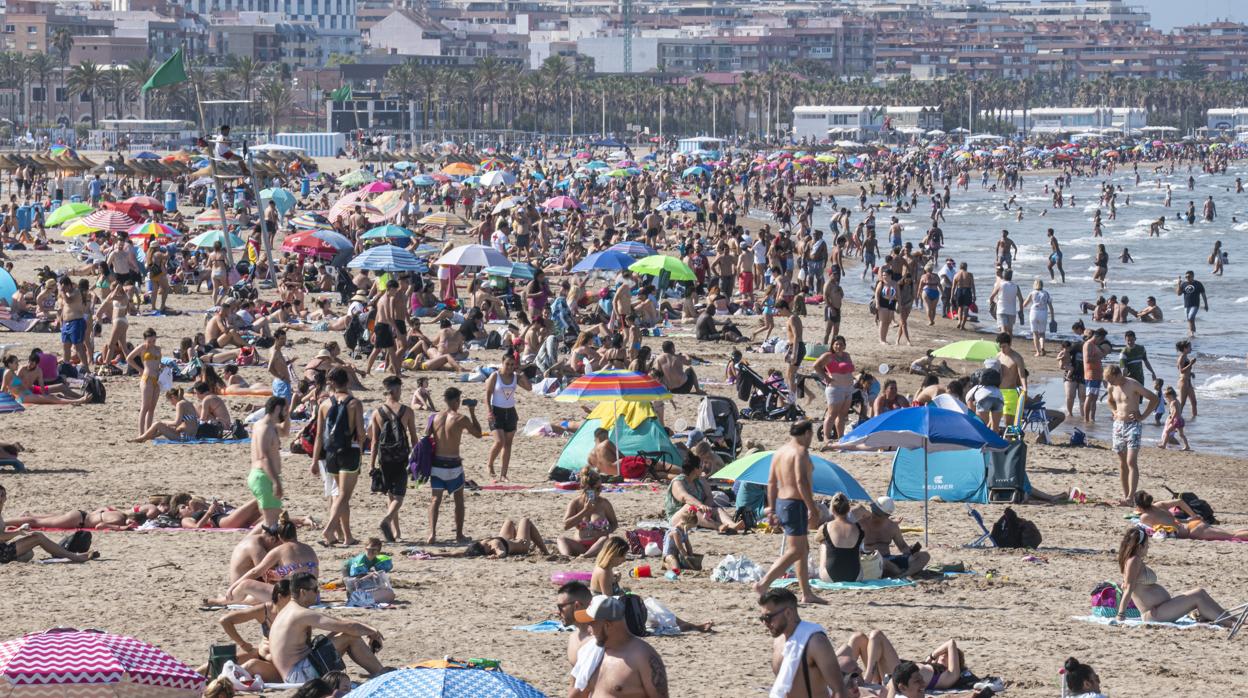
[[923, 439, 929, 548]]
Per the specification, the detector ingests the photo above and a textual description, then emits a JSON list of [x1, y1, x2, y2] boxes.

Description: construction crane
[[621, 0, 632, 73]]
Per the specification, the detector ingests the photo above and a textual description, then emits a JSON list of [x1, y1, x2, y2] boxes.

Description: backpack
[[408, 414, 436, 483], [989, 507, 1042, 548], [1178, 491, 1218, 525], [58, 530, 92, 554], [82, 375, 106, 404], [376, 405, 411, 463], [969, 367, 1001, 388], [619, 593, 649, 638], [295, 418, 318, 457], [323, 396, 355, 459]]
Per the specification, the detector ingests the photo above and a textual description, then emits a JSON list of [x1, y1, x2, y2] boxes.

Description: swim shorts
[[272, 378, 292, 401], [373, 322, 396, 350], [954, 287, 973, 309], [60, 317, 86, 345], [1112, 419, 1142, 454], [284, 657, 319, 684], [377, 456, 409, 498], [490, 405, 518, 433], [786, 342, 807, 368], [775, 497, 809, 537], [824, 305, 841, 324], [1001, 388, 1021, 418], [431, 455, 465, 494], [738, 272, 754, 295], [1085, 379, 1103, 396], [247, 468, 282, 509], [324, 446, 362, 475], [885, 553, 911, 572], [825, 384, 853, 406]]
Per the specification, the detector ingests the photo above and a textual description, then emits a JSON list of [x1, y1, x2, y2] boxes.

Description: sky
[[1136, 0, 1246, 29]]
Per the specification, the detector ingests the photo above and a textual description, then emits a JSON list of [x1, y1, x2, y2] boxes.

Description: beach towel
[[153, 437, 251, 445], [770, 578, 916, 591], [772, 620, 822, 698], [1071, 614, 1225, 631], [570, 636, 605, 691], [512, 620, 572, 633]]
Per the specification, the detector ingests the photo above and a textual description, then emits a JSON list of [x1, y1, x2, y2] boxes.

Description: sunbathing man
[[655, 341, 702, 394], [856, 496, 930, 578], [759, 588, 850, 698], [269, 572, 387, 685], [586, 429, 620, 476], [569, 595, 668, 698], [1132, 491, 1248, 541]]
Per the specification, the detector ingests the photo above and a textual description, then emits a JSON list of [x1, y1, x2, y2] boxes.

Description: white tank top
[[491, 372, 518, 408]]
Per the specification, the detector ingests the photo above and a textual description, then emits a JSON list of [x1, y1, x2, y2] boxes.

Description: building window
[[3, 25, 12, 33], [26, 42, 36, 50], [55, 86, 66, 102], [31, 87, 44, 102], [80, 91, 91, 102], [26, 26, 35, 33]]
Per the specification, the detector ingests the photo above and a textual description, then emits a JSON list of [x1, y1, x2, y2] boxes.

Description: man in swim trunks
[[655, 341, 701, 394], [995, 229, 1017, 270], [784, 308, 804, 404], [1104, 365, 1159, 506], [248, 396, 290, 529], [822, 268, 844, 344], [56, 277, 91, 373], [754, 420, 824, 605], [1082, 329, 1105, 423], [429, 387, 482, 544], [267, 329, 293, 401], [995, 332, 1027, 427], [269, 572, 385, 684], [952, 262, 975, 331], [858, 496, 929, 578], [364, 279, 402, 377]]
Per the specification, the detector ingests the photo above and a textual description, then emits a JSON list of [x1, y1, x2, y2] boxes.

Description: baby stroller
[[694, 395, 743, 463], [734, 360, 806, 421]]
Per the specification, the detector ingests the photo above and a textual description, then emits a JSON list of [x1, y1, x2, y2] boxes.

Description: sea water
[[812, 164, 1248, 456]]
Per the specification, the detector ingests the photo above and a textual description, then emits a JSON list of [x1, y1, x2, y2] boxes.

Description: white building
[[792, 105, 941, 142], [575, 36, 661, 73], [369, 10, 444, 56], [677, 136, 724, 154], [991, 107, 1147, 134], [1207, 108, 1248, 132]]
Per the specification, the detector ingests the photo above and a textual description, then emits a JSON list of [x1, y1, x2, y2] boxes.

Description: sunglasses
[[758, 608, 787, 624]]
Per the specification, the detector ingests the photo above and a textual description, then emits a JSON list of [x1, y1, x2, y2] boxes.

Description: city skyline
[[1132, 0, 1242, 29]]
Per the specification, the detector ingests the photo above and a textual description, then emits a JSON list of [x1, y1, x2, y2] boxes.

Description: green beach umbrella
[[931, 339, 999, 362], [629, 254, 695, 281], [46, 202, 94, 227]]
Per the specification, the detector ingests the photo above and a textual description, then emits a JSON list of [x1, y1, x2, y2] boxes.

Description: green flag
[[330, 86, 352, 102], [142, 48, 188, 93]]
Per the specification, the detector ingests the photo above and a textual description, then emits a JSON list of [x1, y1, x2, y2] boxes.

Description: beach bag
[[626, 528, 666, 556], [323, 395, 354, 459], [620, 593, 649, 637], [58, 530, 91, 554], [618, 455, 648, 480], [989, 507, 1042, 548], [1178, 491, 1218, 525], [307, 634, 346, 676], [207, 645, 237, 681], [1090, 582, 1140, 619], [376, 405, 410, 463], [408, 414, 436, 483], [1069, 428, 1086, 447], [643, 597, 680, 635], [295, 418, 317, 457], [858, 550, 884, 582], [82, 374, 106, 404]]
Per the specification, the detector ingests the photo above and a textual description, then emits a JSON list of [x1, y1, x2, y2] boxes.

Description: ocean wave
[[1196, 373, 1248, 399]]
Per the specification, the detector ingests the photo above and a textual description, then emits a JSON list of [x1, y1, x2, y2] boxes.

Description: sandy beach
[[1, 163, 1246, 697]]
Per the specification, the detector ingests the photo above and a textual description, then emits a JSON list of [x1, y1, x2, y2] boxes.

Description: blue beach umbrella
[[484, 262, 537, 280], [681, 165, 709, 178], [310, 230, 354, 250], [656, 198, 699, 213], [0, 268, 16, 304], [608, 241, 657, 258], [345, 666, 545, 698], [711, 451, 869, 500], [362, 224, 415, 240], [259, 187, 296, 215], [571, 250, 636, 273], [347, 244, 424, 272], [411, 174, 437, 187], [836, 404, 1008, 544]]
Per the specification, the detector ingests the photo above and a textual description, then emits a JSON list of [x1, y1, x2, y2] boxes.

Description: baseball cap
[[574, 595, 624, 624], [871, 496, 896, 516], [685, 429, 705, 449]]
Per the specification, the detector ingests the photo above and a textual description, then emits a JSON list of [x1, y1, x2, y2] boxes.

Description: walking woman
[[1175, 339, 1197, 419]]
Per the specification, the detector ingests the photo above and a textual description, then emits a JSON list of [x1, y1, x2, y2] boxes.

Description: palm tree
[[28, 53, 55, 125], [225, 55, 264, 129], [256, 74, 291, 137], [124, 58, 154, 119], [66, 61, 103, 127], [412, 65, 441, 129], [50, 29, 73, 124]]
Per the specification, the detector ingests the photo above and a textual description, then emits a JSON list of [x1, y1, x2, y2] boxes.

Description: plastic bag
[[218, 660, 265, 692], [711, 554, 763, 584], [644, 597, 681, 635]]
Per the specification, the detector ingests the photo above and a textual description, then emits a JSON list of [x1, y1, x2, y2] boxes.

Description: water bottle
[[664, 570, 679, 581]]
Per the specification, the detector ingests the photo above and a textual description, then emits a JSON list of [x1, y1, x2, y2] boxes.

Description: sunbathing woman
[[1133, 491, 1248, 541], [0, 486, 98, 562], [1117, 526, 1233, 625], [175, 496, 262, 529], [128, 388, 199, 443], [556, 469, 618, 557], [447, 518, 551, 559], [1, 354, 89, 405], [224, 512, 318, 603], [866, 638, 975, 692]]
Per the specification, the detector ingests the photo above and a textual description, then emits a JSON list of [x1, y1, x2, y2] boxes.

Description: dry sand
[[1, 171, 1246, 697]]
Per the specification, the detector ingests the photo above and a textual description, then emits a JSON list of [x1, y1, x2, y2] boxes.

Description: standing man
[[364, 279, 402, 377], [760, 588, 849, 698], [1082, 329, 1106, 423], [369, 375, 418, 542], [995, 332, 1027, 428], [821, 267, 844, 344], [56, 276, 90, 371], [485, 353, 530, 482], [267, 328, 292, 402], [989, 270, 1023, 337], [995, 229, 1017, 269], [312, 367, 365, 547], [1118, 330, 1156, 385], [1046, 229, 1065, 283], [784, 307, 804, 404], [1104, 365, 1159, 506], [248, 396, 290, 529], [755, 420, 825, 605], [569, 596, 668, 698], [1175, 270, 1208, 337], [952, 262, 975, 331], [428, 387, 482, 544]]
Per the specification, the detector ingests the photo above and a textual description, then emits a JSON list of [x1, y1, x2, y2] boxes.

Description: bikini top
[[1135, 563, 1157, 586], [823, 356, 855, 375]]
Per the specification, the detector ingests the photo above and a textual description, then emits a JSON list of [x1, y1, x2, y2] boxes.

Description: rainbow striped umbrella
[[555, 370, 672, 403], [128, 222, 179, 239]]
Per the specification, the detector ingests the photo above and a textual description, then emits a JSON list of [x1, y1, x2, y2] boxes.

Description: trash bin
[[16, 205, 30, 232], [164, 190, 177, 213], [300, 177, 310, 197], [206, 187, 216, 207]]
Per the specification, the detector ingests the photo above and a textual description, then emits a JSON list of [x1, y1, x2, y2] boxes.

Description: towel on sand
[[154, 437, 250, 445], [512, 620, 572, 633], [1071, 614, 1226, 631], [771, 578, 916, 591]]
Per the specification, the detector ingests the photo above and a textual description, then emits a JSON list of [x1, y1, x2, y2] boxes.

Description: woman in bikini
[[556, 469, 619, 557], [867, 637, 972, 692], [1132, 492, 1248, 541], [1117, 526, 1232, 625], [125, 327, 163, 434], [205, 579, 294, 682], [97, 282, 134, 373], [1, 355, 88, 406], [226, 512, 319, 603], [454, 518, 551, 559], [1175, 339, 1197, 419], [812, 336, 855, 444], [4, 505, 142, 531], [128, 388, 199, 443]]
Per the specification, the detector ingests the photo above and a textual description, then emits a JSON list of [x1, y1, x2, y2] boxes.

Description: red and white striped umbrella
[[78, 210, 138, 233], [0, 628, 205, 697], [121, 196, 164, 212]]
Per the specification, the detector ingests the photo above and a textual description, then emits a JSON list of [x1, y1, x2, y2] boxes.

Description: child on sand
[[1158, 387, 1190, 450], [663, 507, 703, 572]]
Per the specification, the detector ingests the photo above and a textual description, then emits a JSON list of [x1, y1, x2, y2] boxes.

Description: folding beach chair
[[964, 503, 996, 548], [1214, 602, 1248, 640], [1018, 393, 1052, 443]]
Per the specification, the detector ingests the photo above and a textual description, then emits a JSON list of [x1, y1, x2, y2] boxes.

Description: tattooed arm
[[644, 648, 669, 698]]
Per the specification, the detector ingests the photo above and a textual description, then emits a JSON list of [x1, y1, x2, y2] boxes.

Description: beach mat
[[512, 620, 572, 633], [1071, 614, 1226, 631], [154, 437, 251, 445], [771, 578, 916, 592]]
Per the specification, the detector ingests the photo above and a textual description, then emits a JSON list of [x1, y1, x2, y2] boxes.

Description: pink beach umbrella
[[0, 628, 205, 697]]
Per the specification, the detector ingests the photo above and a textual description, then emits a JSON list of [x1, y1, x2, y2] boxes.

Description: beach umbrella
[[0, 392, 23, 413], [393, 161, 414, 170], [629, 254, 695, 281], [492, 196, 523, 214], [132, 151, 160, 159], [836, 405, 1008, 544], [931, 339, 999, 362], [122, 195, 164, 211], [259, 187, 297, 215], [339, 169, 376, 187], [282, 230, 343, 259], [48, 145, 76, 157], [605, 168, 630, 178], [291, 212, 333, 230], [79, 209, 138, 232], [571, 250, 636, 273], [584, 160, 609, 170], [479, 170, 516, 187], [45, 202, 93, 227], [0, 268, 16, 304], [609, 241, 657, 257], [411, 174, 437, 187], [435, 243, 508, 268], [417, 211, 469, 229], [189, 230, 245, 249], [348, 244, 424, 272], [193, 209, 239, 227], [711, 451, 870, 500], [345, 666, 544, 698], [127, 221, 179, 239], [362, 224, 415, 240], [479, 157, 509, 170], [555, 369, 672, 403], [485, 261, 537, 280], [59, 220, 101, 238], [361, 181, 394, 194], [411, 243, 442, 258], [541, 195, 581, 210], [102, 201, 148, 221], [441, 162, 477, 177], [681, 165, 709, 178], [656, 198, 699, 213], [0, 628, 205, 697]]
